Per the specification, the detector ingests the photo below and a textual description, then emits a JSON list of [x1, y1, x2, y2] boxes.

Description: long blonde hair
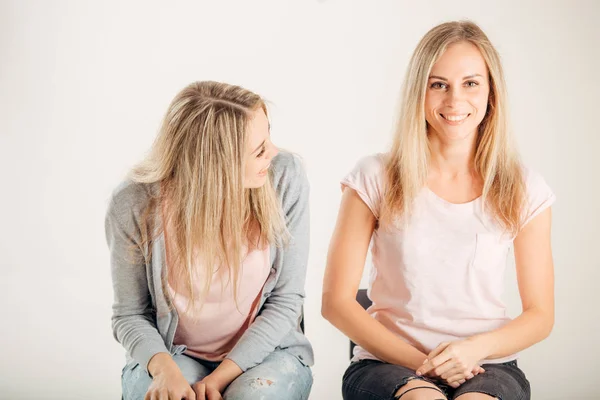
[[384, 20, 526, 235], [130, 81, 287, 311]]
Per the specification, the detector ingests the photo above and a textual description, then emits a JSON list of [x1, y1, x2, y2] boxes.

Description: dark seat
[[350, 288, 372, 359]]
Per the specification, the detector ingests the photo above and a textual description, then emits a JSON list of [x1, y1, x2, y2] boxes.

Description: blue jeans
[[122, 349, 313, 400]]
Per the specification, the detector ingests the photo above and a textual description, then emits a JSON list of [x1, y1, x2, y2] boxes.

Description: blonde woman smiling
[[106, 81, 313, 400], [323, 21, 554, 400]]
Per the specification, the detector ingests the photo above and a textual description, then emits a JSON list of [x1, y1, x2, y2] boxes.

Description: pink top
[[341, 154, 556, 364], [164, 226, 271, 361]]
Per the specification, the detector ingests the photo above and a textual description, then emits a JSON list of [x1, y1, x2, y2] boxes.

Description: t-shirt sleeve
[[521, 166, 556, 228], [340, 154, 385, 219]]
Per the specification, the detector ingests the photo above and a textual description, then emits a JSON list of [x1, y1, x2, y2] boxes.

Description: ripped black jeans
[[342, 359, 530, 400]]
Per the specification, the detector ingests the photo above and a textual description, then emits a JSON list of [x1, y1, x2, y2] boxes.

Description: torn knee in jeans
[[249, 378, 275, 389], [392, 377, 447, 400]]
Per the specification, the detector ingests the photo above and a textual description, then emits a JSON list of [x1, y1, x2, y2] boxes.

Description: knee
[[394, 378, 447, 400], [223, 378, 282, 400], [224, 376, 311, 400], [223, 355, 311, 400]]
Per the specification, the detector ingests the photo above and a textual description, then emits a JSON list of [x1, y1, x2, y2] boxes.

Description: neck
[[428, 132, 477, 178]]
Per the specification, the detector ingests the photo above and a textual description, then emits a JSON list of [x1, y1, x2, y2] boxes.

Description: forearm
[[204, 359, 243, 390], [226, 292, 303, 370], [472, 307, 554, 359], [323, 297, 427, 370], [148, 352, 179, 377]]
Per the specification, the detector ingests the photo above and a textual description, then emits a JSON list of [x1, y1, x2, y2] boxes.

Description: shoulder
[[352, 153, 386, 176], [342, 152, 387, 190], [270, 151, 309, 193], [340, 153, 387, 218], [106, 180, 157, 225], [519, 164, 554, 201], [518, 163, 556, 226], [521, 164, 548, 187]]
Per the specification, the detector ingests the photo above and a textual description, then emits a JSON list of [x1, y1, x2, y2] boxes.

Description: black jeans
[[342, 359, 530, 400]]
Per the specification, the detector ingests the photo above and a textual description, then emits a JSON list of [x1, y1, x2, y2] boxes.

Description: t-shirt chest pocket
[[472, 233, 510, 270]]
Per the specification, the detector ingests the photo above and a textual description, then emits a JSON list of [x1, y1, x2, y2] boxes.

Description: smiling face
[[424, 41, 490, 143], [243, 107, 278, 189]]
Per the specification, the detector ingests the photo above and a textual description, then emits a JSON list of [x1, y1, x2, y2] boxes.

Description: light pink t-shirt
[[342, 154, 556, 364], [165, 236, 271, 361]]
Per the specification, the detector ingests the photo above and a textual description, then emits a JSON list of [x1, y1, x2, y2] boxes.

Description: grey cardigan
[[105, 151, 314, 372]]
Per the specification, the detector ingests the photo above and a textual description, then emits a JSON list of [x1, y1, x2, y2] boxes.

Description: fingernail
[[416, 371, 422, 376]]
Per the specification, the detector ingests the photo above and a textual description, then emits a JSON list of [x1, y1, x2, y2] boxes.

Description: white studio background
[[1, 1, 598, 399]]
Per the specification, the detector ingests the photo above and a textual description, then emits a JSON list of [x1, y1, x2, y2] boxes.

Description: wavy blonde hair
[[384, 20, 526, 235], [130, 81, 287, 312]]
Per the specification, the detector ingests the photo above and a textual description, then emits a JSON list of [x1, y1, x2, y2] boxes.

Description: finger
[[157, 388, 168, 400], [472, 365, 485, 375], [207, 388, 223, 400], [427, 342, 450, 360], [450, 372, 474, 385], [193, 383, 206, 400], [457, 378, 466, 386], [441, 366, 467, 380], [182, 387, 196, 400], [417, 347, 453, 376], [448, 369, 474, 383], [431, 359, 458, 378], [450, 377, 467, 388], [419, 342, 449, 375]]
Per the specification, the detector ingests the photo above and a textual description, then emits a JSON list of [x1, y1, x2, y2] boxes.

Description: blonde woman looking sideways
[[323, 21, 554, 400], [106, 81, 313, 400]]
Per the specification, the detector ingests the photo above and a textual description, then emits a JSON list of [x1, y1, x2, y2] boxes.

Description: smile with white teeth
[[441, 113, 469, 122]]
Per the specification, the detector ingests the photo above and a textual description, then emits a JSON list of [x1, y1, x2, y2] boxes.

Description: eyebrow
[[428, 74, 484, 81]]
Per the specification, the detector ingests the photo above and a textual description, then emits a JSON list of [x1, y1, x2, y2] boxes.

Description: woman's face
[[244, 107, 278, 189], [424, 41, 490, 143]]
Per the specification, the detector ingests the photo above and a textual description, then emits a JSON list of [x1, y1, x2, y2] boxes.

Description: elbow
[[321, 294, 332, 320], [321, 292, 353, 324], [540, 305, 555, 339], [531, 306, 554, 341], [542, 313, 555, 340], [321, 292, 339, 322]]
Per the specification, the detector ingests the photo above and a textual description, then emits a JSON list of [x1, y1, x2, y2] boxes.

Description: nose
[[445, 86, 465, 107]]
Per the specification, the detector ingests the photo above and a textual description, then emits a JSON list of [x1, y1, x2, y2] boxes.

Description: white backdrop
[[1, 1, 598, 399]]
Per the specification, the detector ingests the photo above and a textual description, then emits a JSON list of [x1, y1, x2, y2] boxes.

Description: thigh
[[223, 350, 313, 400], [453, 361, 530, 400], [121, 354, 213, 400], [342, 359, 447, 400]]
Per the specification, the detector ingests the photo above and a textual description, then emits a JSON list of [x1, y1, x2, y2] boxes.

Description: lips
[[258, 164, 270, 175], [440, 113, 470, 122]]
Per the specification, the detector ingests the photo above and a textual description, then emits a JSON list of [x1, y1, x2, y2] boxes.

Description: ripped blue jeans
[[122, 349, 313, 400]]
